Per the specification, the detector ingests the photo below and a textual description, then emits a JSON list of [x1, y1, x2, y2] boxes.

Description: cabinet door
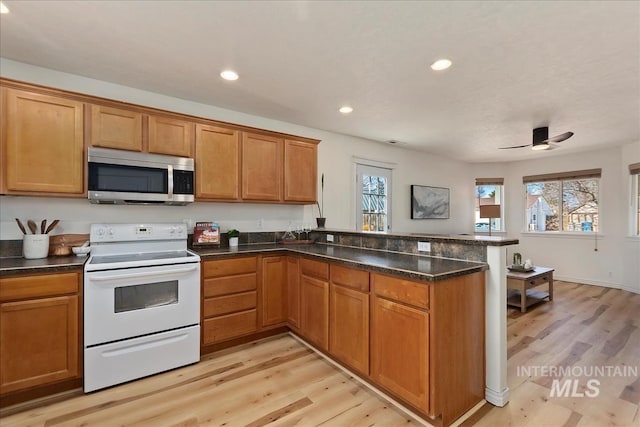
[[300, 275, 329, 350], [330, 284, 369, 375], [0, 295, 79, 394], [148, 115, 194, 157], [286, 257, 300, 328], [90, 105, 142, 151], [3, 88, 84, 194], [195, 124, 240, 200], [284, 139, 317, 202], [241, 132, 282, 201], [371, 296, 428, 410], [261, 256, 287, 327]]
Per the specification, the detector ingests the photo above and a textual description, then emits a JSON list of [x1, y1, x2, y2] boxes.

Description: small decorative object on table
[[227, 229, 240, 247], [193, 222, 220, 246]]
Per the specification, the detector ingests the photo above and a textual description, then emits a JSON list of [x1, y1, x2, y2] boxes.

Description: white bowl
[[72, 246, 91, 256]]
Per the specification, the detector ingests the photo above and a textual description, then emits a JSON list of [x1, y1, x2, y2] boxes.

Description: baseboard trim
[[554, 275, 622, 289], [484, 386, 510, 407]]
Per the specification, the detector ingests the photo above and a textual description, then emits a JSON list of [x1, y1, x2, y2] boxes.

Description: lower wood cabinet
[[329, 265, 370, 375], [299, 258, 329, 351], [371, 295, 429, 410], [202, 257, 258, 345], [0, 271, 81, 396], [286, 256, 300, 328], [260, 256, 287, 327]]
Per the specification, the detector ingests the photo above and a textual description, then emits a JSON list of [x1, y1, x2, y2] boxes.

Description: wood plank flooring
[[468, 281, 640, 427], [1, 280, 638, 426]]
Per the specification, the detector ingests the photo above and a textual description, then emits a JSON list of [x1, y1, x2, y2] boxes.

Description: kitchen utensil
[[15, 218, 27, 235], [45, 219, 60, 234], [27, 220, 38, 234], [41, 219, 47, 234]]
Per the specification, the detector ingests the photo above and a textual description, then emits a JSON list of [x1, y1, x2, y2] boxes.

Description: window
[[630, 162, 640, 236], [523, 169, 601, 232], [475, 178, 504, 232], [356, 164, 391, 232]]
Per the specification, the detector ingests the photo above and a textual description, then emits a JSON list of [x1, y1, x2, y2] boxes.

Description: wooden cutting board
[[48, 234, 89, 256]]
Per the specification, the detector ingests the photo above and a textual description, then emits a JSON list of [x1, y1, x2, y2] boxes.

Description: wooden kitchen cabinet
[[0, 271, 81, 396], [241, 132, 282, 201], [286, 256, 300, 328], [299, 258, 329, 350], [148, 115, 194, 157], [284, 139, 317, 202], [260, 256, 287, 327], [195, 124, 241, 200], [202, 257, 258, 345], [90, 104, 143, 151], [329, 265, 370, 375], [2, 88, 84, 195]]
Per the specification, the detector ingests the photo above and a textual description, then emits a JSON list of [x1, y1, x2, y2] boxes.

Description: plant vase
[[229, 237, 239, 247], [316, 217, 326, 229]]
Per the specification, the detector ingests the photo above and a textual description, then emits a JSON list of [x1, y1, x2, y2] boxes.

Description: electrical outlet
[[326, 234, 334, 243], [418, 241, 431, 252], [257, 219, 264, 229]]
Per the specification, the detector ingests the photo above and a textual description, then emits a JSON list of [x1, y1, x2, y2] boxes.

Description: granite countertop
[[316, 228, 519, 246], [0, 243, 487, 282], [195, 243, 488, 282]]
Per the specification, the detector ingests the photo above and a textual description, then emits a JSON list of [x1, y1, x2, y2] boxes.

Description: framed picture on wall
[[411, 185, 450, 219]]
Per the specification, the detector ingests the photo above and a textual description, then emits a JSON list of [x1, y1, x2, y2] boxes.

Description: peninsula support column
[[485, 245, 509, 406]]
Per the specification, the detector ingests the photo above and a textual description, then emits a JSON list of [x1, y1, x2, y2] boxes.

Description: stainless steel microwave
[[88, 147, 195, 205]]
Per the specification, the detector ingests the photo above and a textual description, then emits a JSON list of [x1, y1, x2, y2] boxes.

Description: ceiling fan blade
[[499, 144, 531, 149], [544, 131, 574, 143]]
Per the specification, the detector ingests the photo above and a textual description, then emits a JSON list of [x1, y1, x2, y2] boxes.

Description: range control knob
[[176, 227, 184, 234], [96, 227, 106, 236], [107, 228, 114, 236], [169, 227, 176, 234]]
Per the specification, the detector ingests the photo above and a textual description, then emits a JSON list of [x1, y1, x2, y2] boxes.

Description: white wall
[[473, 141, 640, 292], [0, 59, 475, 239]]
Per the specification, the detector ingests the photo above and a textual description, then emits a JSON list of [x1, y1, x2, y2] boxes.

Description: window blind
[[629, 163, 640, 175], [522, 168, 601, 183], [475, 178, 504, 185]]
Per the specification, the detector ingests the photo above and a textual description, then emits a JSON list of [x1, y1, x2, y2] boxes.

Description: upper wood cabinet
[[90, 105, 143, 151], [148, 115, 194, 157], [2, 88, 84, 195], [195, 124, 241, 200], [284, 139, 317, 202], [242, 132, 283, 201]]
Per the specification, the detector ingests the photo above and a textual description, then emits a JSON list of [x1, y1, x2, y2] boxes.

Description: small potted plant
[[316, 173, 326, 228], [227, 229, 240, 248]]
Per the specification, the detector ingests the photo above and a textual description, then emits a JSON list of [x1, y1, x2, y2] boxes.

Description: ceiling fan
[[500, 127, 574, 151]]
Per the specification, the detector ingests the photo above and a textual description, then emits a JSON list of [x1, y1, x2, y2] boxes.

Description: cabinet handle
[[530, 281, 535, 285]]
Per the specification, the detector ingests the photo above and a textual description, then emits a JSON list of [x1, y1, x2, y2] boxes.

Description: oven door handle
[[89, 265, 198, 282]]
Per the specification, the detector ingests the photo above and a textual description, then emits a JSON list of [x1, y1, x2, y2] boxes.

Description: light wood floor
[[1, 281, 638, 427]]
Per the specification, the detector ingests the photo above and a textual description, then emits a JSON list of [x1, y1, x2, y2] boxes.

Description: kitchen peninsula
[[1, 230, 516, 426]]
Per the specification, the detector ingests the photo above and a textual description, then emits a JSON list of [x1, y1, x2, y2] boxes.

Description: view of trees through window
[[362, 175, 388, 232], [525, 178, 599, 232]]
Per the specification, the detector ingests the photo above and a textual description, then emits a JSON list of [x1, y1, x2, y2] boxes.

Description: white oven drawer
[[84, 325, 200, 392]]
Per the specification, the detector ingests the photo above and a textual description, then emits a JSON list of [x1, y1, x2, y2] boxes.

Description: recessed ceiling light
[[430, 59, 452, 71], [220, 70, 239, 81], [339, 106, 353, 114], [0, 2, 9, 14]]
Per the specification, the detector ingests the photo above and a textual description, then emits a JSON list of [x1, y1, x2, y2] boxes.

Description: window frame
[[474, 178, 505, 234], [355, 163, 392, 233], [630, 162, 640, 237], [522, 169, 601, 234]]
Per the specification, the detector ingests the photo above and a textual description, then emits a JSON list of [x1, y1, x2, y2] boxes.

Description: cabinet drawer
[[0, 272, 80, 302], [528, 275, 551, 287], [300, 258, 329, 280], [331, 264, 369, 292], [203, 291, 256, 317], [203, 274, 257, 298], [372, 273, 429, 309], [203, 309, 257, 344], [203, 257, 257, 278]]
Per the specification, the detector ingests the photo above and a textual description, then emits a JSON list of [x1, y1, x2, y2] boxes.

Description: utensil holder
[[23, 234, 50, 259]]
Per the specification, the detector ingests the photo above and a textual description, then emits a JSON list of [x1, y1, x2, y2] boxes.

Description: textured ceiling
[[1, 1, 638, 162]]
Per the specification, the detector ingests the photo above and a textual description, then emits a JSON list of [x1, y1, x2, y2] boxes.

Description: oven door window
[[89, 163, 168, 194], [114, 281, 178, 313]]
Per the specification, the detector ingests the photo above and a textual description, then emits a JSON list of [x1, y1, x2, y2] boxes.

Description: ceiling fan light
[[532, 143, 550, 151]]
